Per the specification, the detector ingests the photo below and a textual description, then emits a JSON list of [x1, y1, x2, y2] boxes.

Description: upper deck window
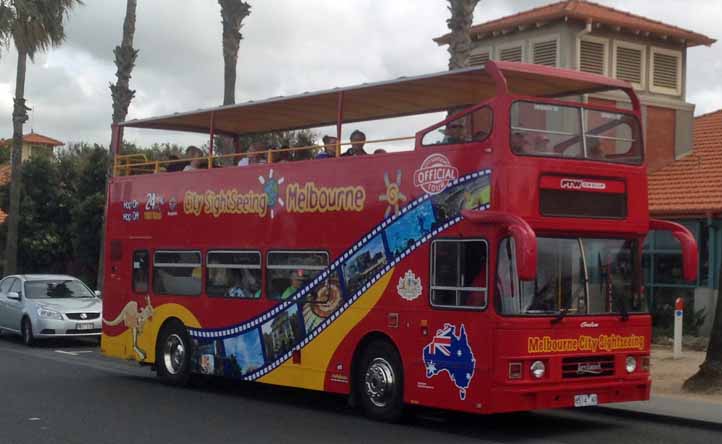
[[510, 101, 642, 165]]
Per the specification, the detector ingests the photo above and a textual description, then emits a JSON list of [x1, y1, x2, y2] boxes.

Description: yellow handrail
[[112, 136, 415, 176]]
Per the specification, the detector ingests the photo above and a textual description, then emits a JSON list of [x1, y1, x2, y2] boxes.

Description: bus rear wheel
[[357, 341, 403, 422], [156, 320, 191, 386]]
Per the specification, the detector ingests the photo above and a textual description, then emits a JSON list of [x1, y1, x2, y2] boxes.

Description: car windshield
[[497, 237, 646, 315], [510, 101, 643, 165], [24, 280, 95, 299]]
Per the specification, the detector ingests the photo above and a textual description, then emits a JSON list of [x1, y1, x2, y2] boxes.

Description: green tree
[[0, 0, 84, 274], [446, 0, 480, 70]]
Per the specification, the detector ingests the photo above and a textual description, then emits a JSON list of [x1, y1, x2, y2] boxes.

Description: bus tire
[[156, 320, 191, 386], [357, 340, 404, 422]]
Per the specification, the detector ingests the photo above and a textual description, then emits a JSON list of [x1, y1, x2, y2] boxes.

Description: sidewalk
[[599, 344, 722, 426], [601, 395, 722, 426]]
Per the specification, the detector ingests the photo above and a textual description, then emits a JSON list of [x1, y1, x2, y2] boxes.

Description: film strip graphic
[[189, 169, 492, 381]]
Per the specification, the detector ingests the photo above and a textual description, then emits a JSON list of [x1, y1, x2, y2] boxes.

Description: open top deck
[[118, 61, 638, 138]]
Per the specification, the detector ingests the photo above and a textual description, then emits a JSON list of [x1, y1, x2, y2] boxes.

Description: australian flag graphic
[[423, 323, 476, 400]]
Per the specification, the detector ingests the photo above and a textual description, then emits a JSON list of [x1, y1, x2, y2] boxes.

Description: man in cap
[[281, 269, 307, 300]]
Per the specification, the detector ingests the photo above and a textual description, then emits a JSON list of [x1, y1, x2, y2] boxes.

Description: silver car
[[0, 274, 102, 346]]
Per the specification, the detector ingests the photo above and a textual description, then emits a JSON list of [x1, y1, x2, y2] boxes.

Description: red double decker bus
[[101, 61, 698, 421]]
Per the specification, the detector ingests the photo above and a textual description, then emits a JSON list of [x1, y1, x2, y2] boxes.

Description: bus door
[[410, 236, 493, 410]]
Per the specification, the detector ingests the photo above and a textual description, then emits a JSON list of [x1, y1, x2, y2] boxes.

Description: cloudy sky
[[0, 0, 719, 148]]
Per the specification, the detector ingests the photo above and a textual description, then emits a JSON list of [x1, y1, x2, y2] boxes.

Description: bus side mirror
[[649, 219, 698, 282], [461, 210, 537, 280]]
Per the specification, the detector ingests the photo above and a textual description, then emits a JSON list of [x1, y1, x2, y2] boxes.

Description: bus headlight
[[625, 356, 637, 373], [530, 360, 546, 379]]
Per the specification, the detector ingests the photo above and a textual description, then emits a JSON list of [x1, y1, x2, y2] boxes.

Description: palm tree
[[218, 0, 251, 106], [98, 0, 138, 290], [110, 0, 138, 125], [446, 0, 481, 70], [0, 0, 84, 274]]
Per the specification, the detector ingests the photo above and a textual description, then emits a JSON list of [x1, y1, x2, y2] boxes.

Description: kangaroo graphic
[[103, 295, 154, 361]]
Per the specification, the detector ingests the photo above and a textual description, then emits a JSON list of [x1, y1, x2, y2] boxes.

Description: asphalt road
[[0, 334, 720, 444]]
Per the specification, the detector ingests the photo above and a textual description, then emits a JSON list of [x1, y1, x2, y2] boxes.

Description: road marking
[[28, 417, 41, 421], [55, 350, 94, 356]]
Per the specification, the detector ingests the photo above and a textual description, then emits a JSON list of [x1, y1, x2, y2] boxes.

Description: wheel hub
[[163, 334, 186, 375], [364, 357, 395, 407]]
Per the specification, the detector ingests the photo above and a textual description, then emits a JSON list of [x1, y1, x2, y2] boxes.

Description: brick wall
[[646, 106, 676, 172]]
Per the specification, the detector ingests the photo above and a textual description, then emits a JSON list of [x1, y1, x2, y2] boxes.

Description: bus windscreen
[[497, 237, 645, 316]]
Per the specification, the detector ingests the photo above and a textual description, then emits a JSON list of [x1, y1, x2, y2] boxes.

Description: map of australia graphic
[[423, 323, 476, 400]]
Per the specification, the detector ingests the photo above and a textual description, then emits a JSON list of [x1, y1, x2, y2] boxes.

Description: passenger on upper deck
[[238, 141, 268, 166], [441, 121, 465, 145], [315, 135, 338, 159], [165, 154, 185, 172], [182, 146, 204, 171], [342, 130, 368, 156]]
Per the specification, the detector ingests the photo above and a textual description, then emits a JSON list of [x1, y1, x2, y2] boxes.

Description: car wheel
[[156, 320, 191, 386], [357, 341, 404, 422], [22, 318, 34, 347]]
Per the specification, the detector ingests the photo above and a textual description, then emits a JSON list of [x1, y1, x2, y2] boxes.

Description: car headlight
[[37, 308, 63, 320], [626, 356, 637, 373], [530, 360, 546, 379]]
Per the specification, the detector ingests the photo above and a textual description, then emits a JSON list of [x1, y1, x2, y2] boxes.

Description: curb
[[589, 405, 722, 430]]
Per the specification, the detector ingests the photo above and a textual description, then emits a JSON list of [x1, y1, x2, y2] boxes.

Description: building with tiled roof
[[649, 110, 722, 216], [434, 0, 715, 173], [434, 0, 714, 47], [645, 110, 722, 335], [1, 131, 64, 163]]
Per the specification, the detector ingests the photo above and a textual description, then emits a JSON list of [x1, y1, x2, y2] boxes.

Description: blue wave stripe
[[189, 169, 492, 380]]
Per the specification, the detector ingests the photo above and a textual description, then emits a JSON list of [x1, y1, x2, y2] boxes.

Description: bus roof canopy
[[120, 61, 636, 136]]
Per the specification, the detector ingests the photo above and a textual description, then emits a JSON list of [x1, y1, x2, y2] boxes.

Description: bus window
[[422, 107, 493, 146], [206, 251, 261, 299], [267, 251, 329, 300], [510, 101, 582, 157], [498, 237, 643, 316], [585, 109, 641, 164], [132, 250, 149, 293], [430, 239, 487, 309], [152, 250, 202, 296], [496, 238, 519, 313]]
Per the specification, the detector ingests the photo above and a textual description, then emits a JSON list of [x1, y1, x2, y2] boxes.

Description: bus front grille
[[562, 355, 615, 378]]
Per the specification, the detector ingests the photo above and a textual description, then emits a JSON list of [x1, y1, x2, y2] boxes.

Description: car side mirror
[[94, 290, 102, 298], [7, 291, 20, 301]]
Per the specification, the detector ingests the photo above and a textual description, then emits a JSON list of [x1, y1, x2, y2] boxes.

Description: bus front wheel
[[156, 320, 191, 386], [357, 340, 403, 422]]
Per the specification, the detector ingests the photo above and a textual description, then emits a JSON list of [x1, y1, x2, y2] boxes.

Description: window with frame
[[431, 239, 487, 308], [206, 251, 262, 298], [152, 250, 202, 296], [532, 39, 558, 67], [579, 37, 608, 75], [614, 41, 645, 88], [0, 277, 14, 294], [468, 48, 490, 66], [132, 250, 149, 293], [267, 251, 329, 300], [650, 47, 681, 95]]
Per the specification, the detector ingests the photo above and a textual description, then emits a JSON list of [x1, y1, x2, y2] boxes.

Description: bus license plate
[[574, 394, 598, 407], [76, 323, 94, 330]]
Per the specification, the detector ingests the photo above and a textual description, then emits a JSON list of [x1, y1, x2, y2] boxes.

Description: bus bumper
[[489, 378, 651, 414]]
